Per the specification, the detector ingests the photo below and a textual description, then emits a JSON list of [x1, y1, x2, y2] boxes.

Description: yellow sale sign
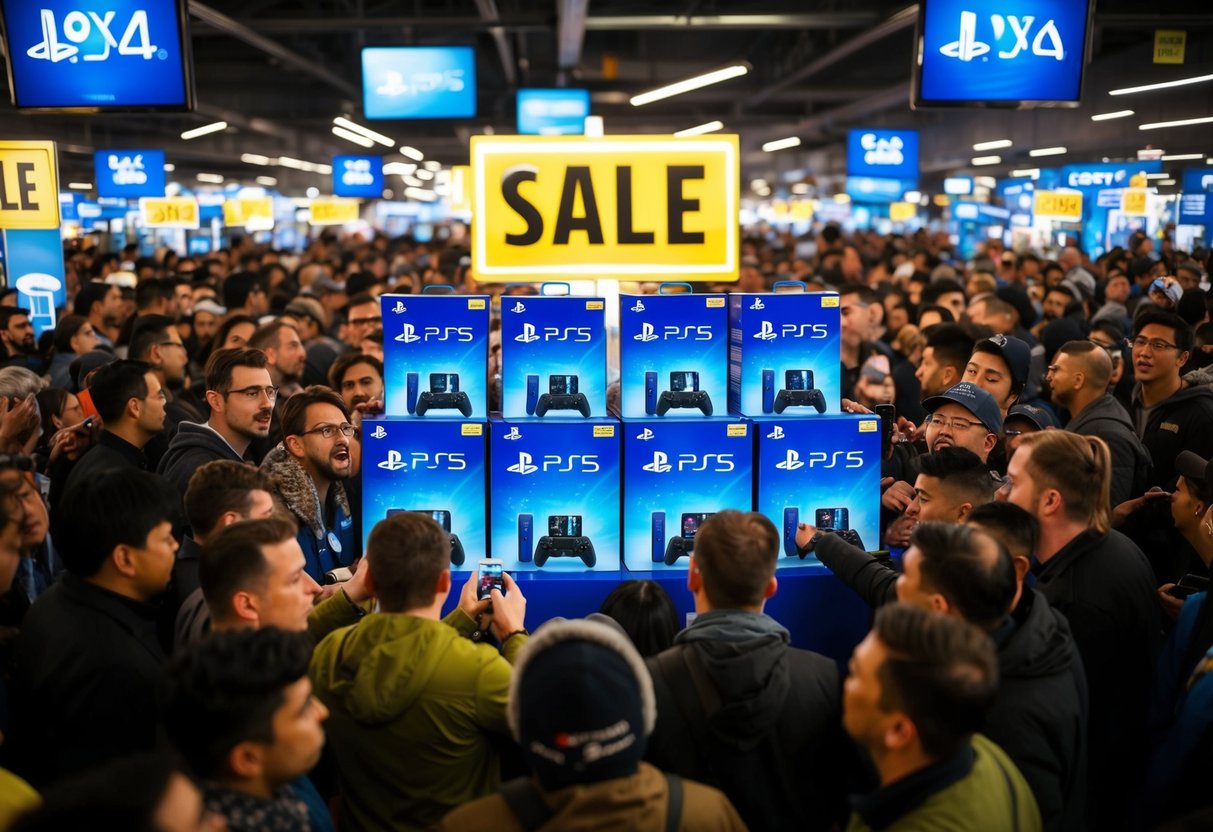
[[1033, 190, 1083, 221], [471, 135, 739, 281], [1121, 189, 1148, 216], [309, 198, 360, 226], [224, 197, 274, 230], [0, 141, 59, 230], [140, 197, 199, 229]]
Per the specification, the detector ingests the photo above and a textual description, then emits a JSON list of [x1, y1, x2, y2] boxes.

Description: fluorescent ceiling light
[[306, 187, 319, 199], [255, 176, 278, 186], [1029, 146, 1067, 157], [1091, 110, 1135, 121], [332, 126, 376, 148], [241, 153, 272, 166], [415, 169, 435, 181], [315, 164, 332, 174], [196, 173, 224, 183], [762, 136, 801, 153], [332, 116, 395, 148], [791, 183, 810, 195], [423, 161, 442, 171], [68, 182, 92, 190], [973, 139, 1012, 151], [382, 162, 417, 175], [181, 121, 228, 140], [751, 179, 768, 189], [904, 190, 921, 202], [1146, 173, 1170, 179], [398, 146, 425, 162], [1160, 153, 1203, 160], [404, 186, 437, 202], [163, 164, 175, 172], [402, 175, 424, 187], [630, 63, 749, 107], [1010, 169, 1040, 178], [1111, 73, 1213, 96], [1157, 179, 1177, 186], [674, 120, 724, 137], [971, 155, 1002, 166], [1140, 115, 1213, 131]]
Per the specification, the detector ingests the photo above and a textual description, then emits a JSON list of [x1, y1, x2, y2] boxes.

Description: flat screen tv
[[517, 88, 590, 135], [362, 46, 476, 119]]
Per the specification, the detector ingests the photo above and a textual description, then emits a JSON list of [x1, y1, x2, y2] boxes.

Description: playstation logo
[[767, 425, 785, 440], [642, 451, 673, 474], [631, 299, 646, 312], [775, 449, 805, 471], [514, 323, 541, 344], [507, 451, 538, 475], [754, 321, 778, 341], [749, 298, 765, 310], [940, 11, 990, 61], [503, 426, 523, 441], [391, 301, 406, 314], [395, 324, 421, 343], [377, 450, 407, 471], [633, 323, 659, 343], [370, 426, 387, 439], [636, 428, 656, 441], [510, 301, 527, 313]]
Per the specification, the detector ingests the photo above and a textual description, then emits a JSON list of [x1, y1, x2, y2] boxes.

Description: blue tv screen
[[332, 155, 385, 198], [94, 149, 166, 198], [0, 0, 194, 111], [361, 46, 476, 119], [847, 129, 919, 181], [914, 0, 1091, 108], [517, 89, 590, 135]]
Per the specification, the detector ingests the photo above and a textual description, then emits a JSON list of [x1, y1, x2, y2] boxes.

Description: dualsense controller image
[[655, 371, 713, 417]]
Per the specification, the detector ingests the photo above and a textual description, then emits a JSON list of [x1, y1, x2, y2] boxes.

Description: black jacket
[[987, 588, 1089, 832], [6, 573, 165, 786], [1033, 529, 1162, 830], [157, 420, 245, 498], [1066, 393, 1152, 508], [61, 430, 148, 497], [644, 610, 853, 832], [816, 531, 898, 608]]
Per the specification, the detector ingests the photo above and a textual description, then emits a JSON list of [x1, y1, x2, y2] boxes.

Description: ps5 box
[[489, 417, 621, 573], [621, 418, 753, 572], [753, 414, 880, 570], [499, 296, 607, 419], [380, 294, 490, 419], [728, 291, 841, 418], [360, 418, 488, 572], [618, 292, 728, 420]]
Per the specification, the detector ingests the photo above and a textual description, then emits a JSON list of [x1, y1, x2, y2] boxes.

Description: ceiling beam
[[557, 0, 590, 76], [473, 0, 518, 87]]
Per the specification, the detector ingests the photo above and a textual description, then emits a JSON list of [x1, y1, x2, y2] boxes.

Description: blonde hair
[[1019, 431, 1111, 533]]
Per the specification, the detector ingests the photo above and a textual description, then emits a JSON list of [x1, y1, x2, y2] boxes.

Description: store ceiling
[[1, 0, 1211, 193]]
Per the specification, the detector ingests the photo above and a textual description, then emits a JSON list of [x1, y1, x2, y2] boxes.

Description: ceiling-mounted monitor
[[0, 0, 194, 111], [517, 89, 590, 135], [362, 46, 477, 119], [912, 0, 1092, 109]]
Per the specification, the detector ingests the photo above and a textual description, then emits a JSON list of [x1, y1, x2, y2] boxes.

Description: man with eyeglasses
[[261, 386, 358, 582], [342, 292, 383, 351], [130, 314, 205, 470], [921, 382, 1002, 464], [158, 349, 276, 501]]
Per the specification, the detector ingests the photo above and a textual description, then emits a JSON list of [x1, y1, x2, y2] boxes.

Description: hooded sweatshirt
[[157, 420, 245, 498], [1065, 392, 1152, 508], [645, 609, 851, 831], [309, 611, 526, 832]]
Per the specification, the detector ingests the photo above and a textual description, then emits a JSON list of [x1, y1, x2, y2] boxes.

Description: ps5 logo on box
[[754, 321, 829, 341], [514, 323, 592, 343], [636, 428, 656, 441], [775, 450, 805, 471], [369, 425, 388, 440], [391, 301, 406, 314], [28, 8, 164, 64], [774, 448, 864, 471], [767, 425, 785, 440], [633, 323, 713, 343], [940, 10, 1064, 63], [643, 451, 734, 474], [376, 450, 466, 472], [395, 323, 474, 343], [507, 451, 599, 475]]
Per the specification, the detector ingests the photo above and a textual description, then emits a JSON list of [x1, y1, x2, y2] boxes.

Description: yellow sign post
[[471, 135, 739, 281], [1154, 30, 1186, 64], [309, 198, 360, 226], [1033, 190, 1084, 221], [223, 197, 275, 230], [0, 141, 60, 230], [1121, 189, 1149, 216], [139, 197, 200, 229]]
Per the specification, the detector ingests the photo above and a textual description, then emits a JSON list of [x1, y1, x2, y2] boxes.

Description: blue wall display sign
[[0, 229, 67, 337], [846, 129, 919, 181], [332, 155, 384, 198], [516, 89, 590, 135], [0, 0, 194, 111], [94, 149, 166, 198], [1179, 168, 1213, 225], [1181, 168, 1213, 194], [361, 46, 476, 119], [845, 176, 917, 204], [1056, 161, 1162, 193], [914, 0, 1092, 107]]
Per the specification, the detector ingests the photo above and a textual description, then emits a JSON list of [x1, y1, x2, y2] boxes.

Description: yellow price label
[[592, 425, 616, 437], [726, 424, 748, 437], [461, 424, 483, 436], [309, 198, 360, 226], [0, 141, 60, 230], [223, 197, 274, 230], [706, 297, 725, 308], [821, 296, 840, 308], [1033, 191, 1084, 221], [1121, 189, 1148, 216], [468, 299, 486, 310], [890, 201, 917, 222], [859, 420, 879, 433], [139, 197, 199, 229], [1154, 30, 1185, 64]]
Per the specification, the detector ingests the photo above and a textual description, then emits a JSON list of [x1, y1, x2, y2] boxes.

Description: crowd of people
[[0, 224, 1208, 830]]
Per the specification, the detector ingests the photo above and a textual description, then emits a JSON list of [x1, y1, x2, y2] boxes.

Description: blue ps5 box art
[[489, 417, 621, 574], [380, 294, 490, 419], [360, 418, 488, 572], [753, 414, 880, 570], [618, 292, 729, 420], [500, 296, 607, 419], [621, 418, 753, 572], [728, 291, 841, 418]]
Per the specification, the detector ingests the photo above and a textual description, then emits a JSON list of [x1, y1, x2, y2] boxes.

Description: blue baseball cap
[[1006, 403, 1058, 431], [923, 382, 1004, 434]]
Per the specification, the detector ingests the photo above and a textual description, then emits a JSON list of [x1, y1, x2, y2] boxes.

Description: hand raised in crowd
[[457, 568, 493, 625], [0, 394, 40, 456], [794, 522, 819, 552], [1156, 584, 1186, 624], [840, 398, 872, 415], [1110, 487, 1171, 528], [341, 556, 373, 606], [46, 417, 99, 464], [883, 512, 916, 549], [881, 477, 916, 512]]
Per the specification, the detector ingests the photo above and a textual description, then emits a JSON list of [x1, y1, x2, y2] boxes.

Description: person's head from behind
[[1047, 340, 1111, 412], [1005, 430, 1111, 533], [281, 386, 354, 484], [89, 359, 165, 441], [222, 272, 267, 315], [843, 603, 998, 769], [508, 618, 656, 791], [365, 511, 450, 613], [1131, 309, 1193, 387], [204, 348, 274, 441], [965, 501, 1040, 601], [896, 522, 1016, 632], [161, 627, 326, 794], [598, 580, 679, 657], [689, 510, 779, 613], [10, 753, 223, 832], [52, 468, 179, 601], [200, 516, 318, 632], [905, 447, 995, 525], [184, 461, 277, 544]]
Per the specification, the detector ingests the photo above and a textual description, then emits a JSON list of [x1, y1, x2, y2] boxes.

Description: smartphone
[[670, 371, 700, 392], [815, 508, 850, 531], [430, 373, 458, 393], [76, 415, 96, 434], [875, 404, 896, 456], [549, 514, 582, 537], [1169, 574, 1210, 599], [785, 370, 814, 391], [477, 559, 504, 600], [549, 374, 578, 395]]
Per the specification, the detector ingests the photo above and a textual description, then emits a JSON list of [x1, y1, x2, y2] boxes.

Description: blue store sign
[[332, 155, 384, 199], [847, 129, 919, 181], [94, 149, 166, 198]]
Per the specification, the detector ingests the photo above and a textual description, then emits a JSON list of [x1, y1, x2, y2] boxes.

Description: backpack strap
[[663, 772, 683, 832], [499, 777, 553, 831]]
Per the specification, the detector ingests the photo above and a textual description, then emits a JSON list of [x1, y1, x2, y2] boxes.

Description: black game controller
[[655, 371, 713, 417], [533, 514, 597, 567], [773, 369, 827, 415], [534, 374, 591, 418], [415, 373, 473, 417], [663, 512, 713, 565], [797, 528, 865, 559]]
